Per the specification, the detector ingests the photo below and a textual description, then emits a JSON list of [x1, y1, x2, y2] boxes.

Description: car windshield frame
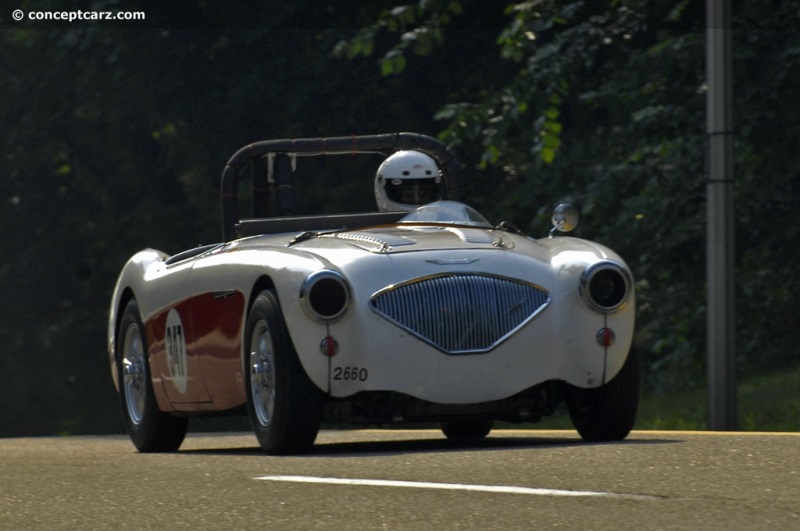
[[398, 201, 493, 228]]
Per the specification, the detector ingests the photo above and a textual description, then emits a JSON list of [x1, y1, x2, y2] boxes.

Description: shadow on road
[[307, 435, 680, 457], [179, 431, 681, 457]]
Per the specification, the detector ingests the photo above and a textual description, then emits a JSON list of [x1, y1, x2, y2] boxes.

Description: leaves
[[339, 0, 800, 392], [0, 1, 462, 436], [334, 0, 462, 75], [3, 0, 800, 436]]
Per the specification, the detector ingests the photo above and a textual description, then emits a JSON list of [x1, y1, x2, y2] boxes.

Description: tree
[[336, 0, 800, 392], [2, 0, 798, 435], [0, 0, 506, 435]]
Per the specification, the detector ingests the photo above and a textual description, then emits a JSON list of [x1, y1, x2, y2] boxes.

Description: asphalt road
[[1, 429, 798, 530]]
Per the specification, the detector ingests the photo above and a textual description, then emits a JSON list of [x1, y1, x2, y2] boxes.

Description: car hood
[[235, 224, 621, 286], [298, 225, 513, 254], [293, 224, 615, 258]]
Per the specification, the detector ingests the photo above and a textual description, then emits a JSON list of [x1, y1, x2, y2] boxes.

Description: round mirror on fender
[[550, 203, 580, 235]]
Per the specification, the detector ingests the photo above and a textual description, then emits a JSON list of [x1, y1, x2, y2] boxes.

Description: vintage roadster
[[108, 133, 640, 454]]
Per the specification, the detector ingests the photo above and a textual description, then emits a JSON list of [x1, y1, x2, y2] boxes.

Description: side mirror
[[550, 203, 579, 235]]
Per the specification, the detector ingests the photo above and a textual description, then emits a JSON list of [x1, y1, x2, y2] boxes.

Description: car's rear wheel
[[440, 419, 493, 440], [245, 290, 323, 454], [565, 347, 642, 442], [116, 299, 188, 452]]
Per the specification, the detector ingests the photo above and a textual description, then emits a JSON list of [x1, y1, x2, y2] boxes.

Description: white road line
[[255, 475, 660, 501]]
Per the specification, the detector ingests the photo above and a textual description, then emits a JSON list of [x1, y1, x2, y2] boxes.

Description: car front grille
[[370, 273, 550, 354]]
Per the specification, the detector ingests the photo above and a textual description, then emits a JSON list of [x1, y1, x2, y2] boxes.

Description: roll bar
[[220, 132, 465, 242]]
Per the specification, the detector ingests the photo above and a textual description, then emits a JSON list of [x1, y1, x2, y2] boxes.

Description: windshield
[[399, 200, 492, 227]]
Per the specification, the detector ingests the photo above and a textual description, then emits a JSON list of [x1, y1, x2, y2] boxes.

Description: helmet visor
[[385, 177, 442, 206]]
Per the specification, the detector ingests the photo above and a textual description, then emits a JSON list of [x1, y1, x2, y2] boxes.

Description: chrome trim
[[299, 270, 352, 323], [320, 232, 415, 249], [425, 258, 479, 265], [370, 273, 551, 354], [580, 261, 633, 314], [212, 289, 237, 300]]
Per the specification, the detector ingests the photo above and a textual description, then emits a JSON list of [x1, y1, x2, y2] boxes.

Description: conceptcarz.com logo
[[11, 9, 146, 22]]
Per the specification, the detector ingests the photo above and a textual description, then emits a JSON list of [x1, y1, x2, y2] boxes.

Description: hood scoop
[[320, 231, 416, 250], [445, 227, 495, 244]]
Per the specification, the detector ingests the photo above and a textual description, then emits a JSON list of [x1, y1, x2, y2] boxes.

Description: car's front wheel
[[245, 290, 323, 454], [565, 348, 642, 442], [116, 299, 188, 452]]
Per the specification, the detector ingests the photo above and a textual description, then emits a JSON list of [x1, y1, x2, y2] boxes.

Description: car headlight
[[300, 270, 351, 322], [580, 261, 632, 313]]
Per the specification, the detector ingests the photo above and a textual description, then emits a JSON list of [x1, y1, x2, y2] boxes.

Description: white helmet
[[375, 150, 443, 212]]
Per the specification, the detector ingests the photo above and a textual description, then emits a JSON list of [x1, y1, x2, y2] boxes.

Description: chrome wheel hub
[[249, 321, 276, 428], [122, 324, 147, 425]]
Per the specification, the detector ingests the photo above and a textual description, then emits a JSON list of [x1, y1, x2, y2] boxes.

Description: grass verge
[[532, 364, 800, 432]]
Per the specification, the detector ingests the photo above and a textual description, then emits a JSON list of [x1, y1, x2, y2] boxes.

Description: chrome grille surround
[[370, 273, 550, 354]]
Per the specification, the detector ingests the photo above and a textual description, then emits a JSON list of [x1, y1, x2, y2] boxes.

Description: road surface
[[1, 429, 797, 529]]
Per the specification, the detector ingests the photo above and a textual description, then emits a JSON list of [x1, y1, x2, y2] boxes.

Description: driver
[[374, 150, 443, 212]]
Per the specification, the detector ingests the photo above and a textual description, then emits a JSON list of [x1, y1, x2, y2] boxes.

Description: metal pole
[[706, 0, 737, 430]]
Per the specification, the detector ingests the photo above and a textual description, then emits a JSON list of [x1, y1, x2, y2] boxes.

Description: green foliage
[[536, 363, 800, 432], [337, 0, 800, 395], [0, 1, 453, 436], [2, 0, 799, 436], [333, 0, 463, 74]]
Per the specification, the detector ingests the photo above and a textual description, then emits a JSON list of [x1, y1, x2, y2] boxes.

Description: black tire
[[116, 299, 188, 452], [441, 419, 493, 440], [565, 347, 642, 442], [245, 290, 323, 454]]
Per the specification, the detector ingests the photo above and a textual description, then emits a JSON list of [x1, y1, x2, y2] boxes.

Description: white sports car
[[108, 133, 639, 454]]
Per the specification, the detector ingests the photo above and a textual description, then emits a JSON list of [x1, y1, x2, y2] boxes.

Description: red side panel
[[146, 291, 247, 411], [192, 291, 248, 410], [147, 299, 212, 404]]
